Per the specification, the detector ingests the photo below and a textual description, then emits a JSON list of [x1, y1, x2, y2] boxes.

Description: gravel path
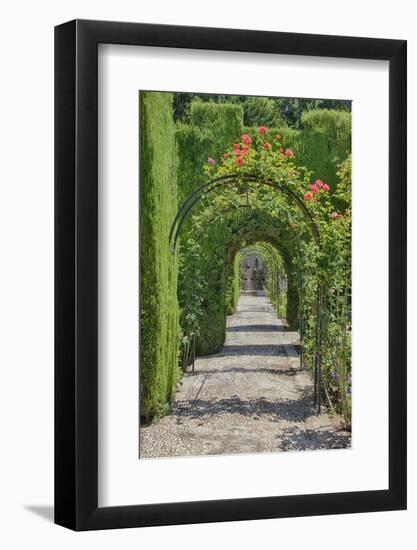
[[140, 293, 351, 458]]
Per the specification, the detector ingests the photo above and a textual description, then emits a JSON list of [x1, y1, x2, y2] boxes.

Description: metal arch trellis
[[199, 208, 298, 338], [169, 174, 324, 413], [169, 174, 320, 252], [205, 210, 302, 345]]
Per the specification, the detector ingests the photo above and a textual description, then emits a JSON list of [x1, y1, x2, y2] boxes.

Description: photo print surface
[[139, 91, 352, 459]]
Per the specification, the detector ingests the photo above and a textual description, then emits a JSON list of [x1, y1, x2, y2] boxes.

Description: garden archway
[[170, 175, 325, 411]]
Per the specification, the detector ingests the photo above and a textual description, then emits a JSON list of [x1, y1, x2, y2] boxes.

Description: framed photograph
[[55, 20, 406, 530]]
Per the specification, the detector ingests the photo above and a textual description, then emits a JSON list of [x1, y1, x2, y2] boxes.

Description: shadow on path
[[227, 324, 284, 332], [192, 366, 304, 377], [174, 395, 314, 424], [220, 343, 299, 358], [140, 294, 351, 458], [279, 425, 351, 451]]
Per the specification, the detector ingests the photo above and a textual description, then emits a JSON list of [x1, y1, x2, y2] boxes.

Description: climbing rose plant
[[197, 128, 352, 426]]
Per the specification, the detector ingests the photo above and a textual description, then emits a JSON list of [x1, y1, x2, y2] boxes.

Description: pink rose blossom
[[241, 134, 252, 145]]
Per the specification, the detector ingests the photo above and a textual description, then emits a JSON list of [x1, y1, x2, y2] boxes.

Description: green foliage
[[172, 92, 350, 128], [244, 110, 351, 189], [201, 128, 352, 424], [176, 101, 243, 355], [243, 126, 301, 155], [299, 109, 351, 187], [139, 92, 180, 420], [238, 243, 288, 319], [274, 97, 350, 128], [141, 95, 352, 427], [186, 205, 299, 354], [243, 96, 287, 127], [224, 252, 240, 315], [176, 102, 243, 202]]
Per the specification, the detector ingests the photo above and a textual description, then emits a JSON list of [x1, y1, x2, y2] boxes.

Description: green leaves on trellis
[[182, 125, 352, 425]]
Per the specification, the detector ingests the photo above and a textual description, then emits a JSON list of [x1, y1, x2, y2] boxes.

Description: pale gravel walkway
[[140, 293, 351, 458]]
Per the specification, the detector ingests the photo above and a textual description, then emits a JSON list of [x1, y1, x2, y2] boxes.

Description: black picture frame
[[55, 19, 407, 531]]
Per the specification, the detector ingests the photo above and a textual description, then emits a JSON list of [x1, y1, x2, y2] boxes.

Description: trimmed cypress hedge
[[244, 109, 351, 189], [176, 102, 243, 202], [176, 101, 243, 355], [139, 92, 180, 419], [299, 109, 351, 187]]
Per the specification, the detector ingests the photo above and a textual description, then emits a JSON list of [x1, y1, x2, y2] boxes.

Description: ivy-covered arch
[[176, 204, 303, 354], [221, 209, 300, 326], [237, 242, 288, 317], [169, 173, 320, 253], [236, 243, 285, 295], [171, 178, 324, 408], [173, 129, 351, 420]]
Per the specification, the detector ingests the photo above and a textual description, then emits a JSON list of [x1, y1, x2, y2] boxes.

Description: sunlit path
[[140, 293, 350, 458]]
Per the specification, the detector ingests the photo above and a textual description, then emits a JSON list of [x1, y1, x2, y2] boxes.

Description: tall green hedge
[[139, 92, 179, 419], [176, 102, 243, 202], [299, 109, 351, 187], [244, 109, 351, 189], [176, 101, 243, 355]]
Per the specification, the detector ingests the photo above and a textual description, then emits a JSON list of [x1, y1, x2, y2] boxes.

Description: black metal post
[[313, 284, 323, 413], [317, 285, 323, 413], [192, 333, 196, 373], [313, 284, 320, 410], [299, 276, 303, 369]]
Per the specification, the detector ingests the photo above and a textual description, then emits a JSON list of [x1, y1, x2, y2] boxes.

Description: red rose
[[304, 191, 313, 201], [315, 179, 324, 188], [258, 126, 267, 135], [241, 133, 252, 145], [309, 184, 319, 194], [285, 148, 294, 158], [233, 143, 240, 150], [236, 157, 244, 167], [323, 183, 330, 191], [263, 142, 271, 150]]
